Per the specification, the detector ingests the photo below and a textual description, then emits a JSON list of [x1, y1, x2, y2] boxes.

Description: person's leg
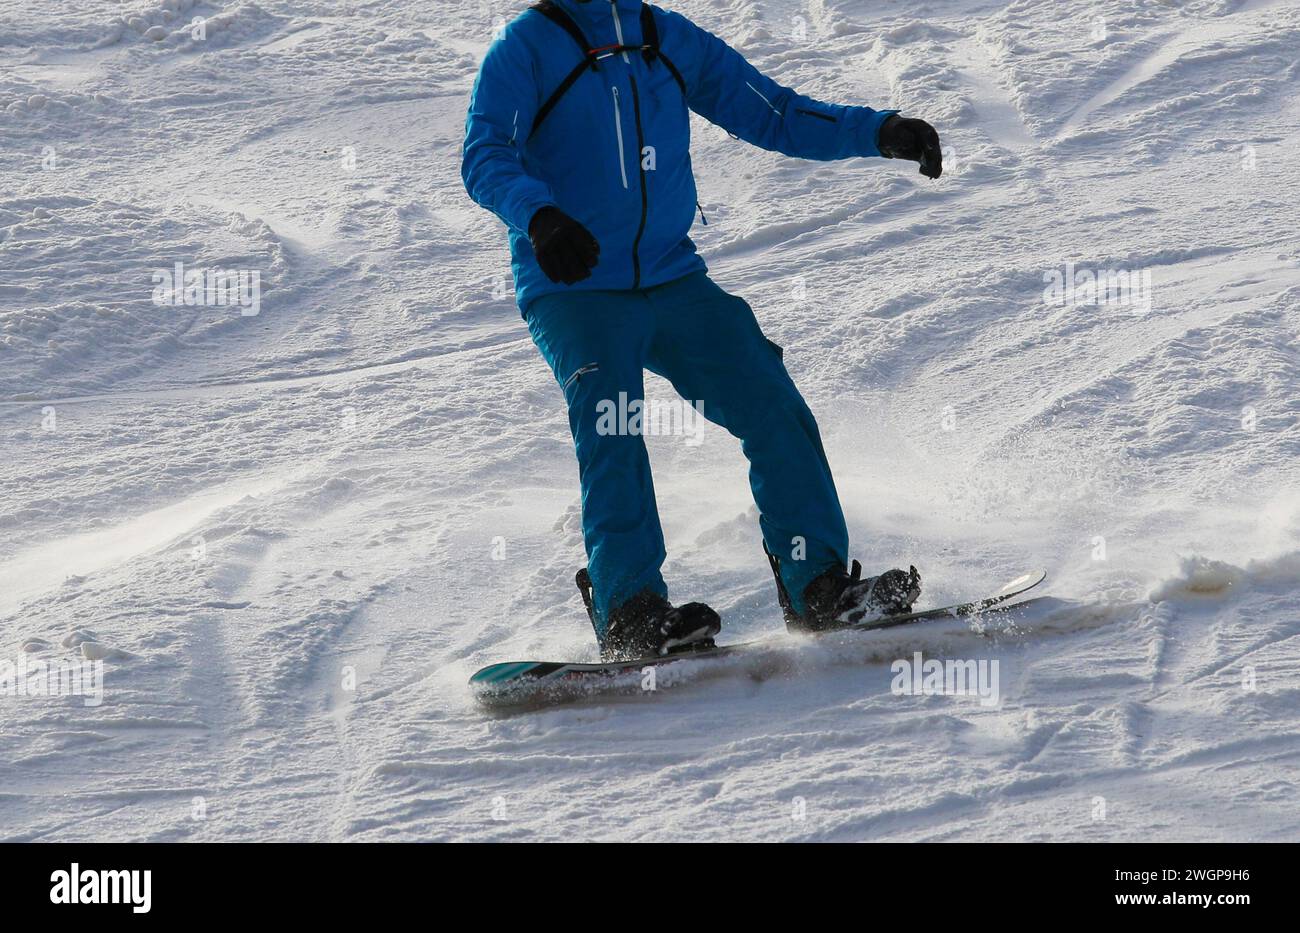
[[643, 272, 849, 614], [525, 289, 667, 640]]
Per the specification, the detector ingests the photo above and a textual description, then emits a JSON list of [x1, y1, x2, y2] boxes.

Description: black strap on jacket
[[533, 0, 592, 57], [638, 3, 685, 95], [528, 0, 686, 140], [528, 1, 598, 139]]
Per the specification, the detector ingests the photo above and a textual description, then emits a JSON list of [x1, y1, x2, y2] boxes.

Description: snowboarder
[[462, 0, 941, 660]]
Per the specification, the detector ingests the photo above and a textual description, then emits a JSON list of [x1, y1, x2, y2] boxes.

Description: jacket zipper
[[628, 74, 649, 289], [611, 2, 647, 288], [609, 0, 631, 63], [611, 87, 629, 189]]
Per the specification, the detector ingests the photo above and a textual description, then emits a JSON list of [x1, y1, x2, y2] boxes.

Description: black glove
[[877, 114, 943, 179], [528, 206, 600, 285]]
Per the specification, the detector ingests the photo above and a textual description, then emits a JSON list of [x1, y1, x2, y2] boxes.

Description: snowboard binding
[[765, 544, 921, 633], [576, 568, 721, 662]]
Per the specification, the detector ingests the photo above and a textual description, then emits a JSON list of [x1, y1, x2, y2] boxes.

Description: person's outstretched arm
[[660, 9, 942, 177]]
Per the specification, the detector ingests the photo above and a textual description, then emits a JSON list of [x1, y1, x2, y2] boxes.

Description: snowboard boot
[[765, 545, 921, 633], [576, 568, 721, 662]]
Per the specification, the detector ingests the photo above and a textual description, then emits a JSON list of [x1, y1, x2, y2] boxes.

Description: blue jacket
[[462, 0, 896, 312]]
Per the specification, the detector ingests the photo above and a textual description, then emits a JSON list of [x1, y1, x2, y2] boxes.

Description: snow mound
[[1151, 551, 1300, 603], [0, 195, 287, 398]]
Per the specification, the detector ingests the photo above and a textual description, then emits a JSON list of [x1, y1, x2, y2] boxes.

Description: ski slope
[[1, 0, 1297, 841]]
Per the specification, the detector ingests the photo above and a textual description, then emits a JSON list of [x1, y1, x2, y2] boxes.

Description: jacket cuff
[[507, 191, 559, 238], [862, 109, 899, 158]]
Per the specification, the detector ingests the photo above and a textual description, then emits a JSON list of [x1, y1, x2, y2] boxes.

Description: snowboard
[[470, 570, 1047, 709]]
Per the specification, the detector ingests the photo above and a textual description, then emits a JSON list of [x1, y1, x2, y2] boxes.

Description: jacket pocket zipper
[[796, 107, 837, 123], [612, 86, 629, 190], [746, 81, 782, 115]]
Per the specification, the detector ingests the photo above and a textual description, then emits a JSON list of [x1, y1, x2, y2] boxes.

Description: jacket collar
[[553, 0, 644, 27]]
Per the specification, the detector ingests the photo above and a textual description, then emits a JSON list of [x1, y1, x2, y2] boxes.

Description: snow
[[1, 0, 1297, 841]]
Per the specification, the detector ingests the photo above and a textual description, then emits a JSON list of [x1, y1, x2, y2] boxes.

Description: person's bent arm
[[461, 28, 558, 235]]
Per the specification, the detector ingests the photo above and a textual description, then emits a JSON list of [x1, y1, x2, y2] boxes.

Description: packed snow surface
[[1, 0, 1297, 841]]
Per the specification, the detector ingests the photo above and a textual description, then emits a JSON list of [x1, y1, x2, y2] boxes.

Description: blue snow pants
[[525, 269, 849, 638]]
